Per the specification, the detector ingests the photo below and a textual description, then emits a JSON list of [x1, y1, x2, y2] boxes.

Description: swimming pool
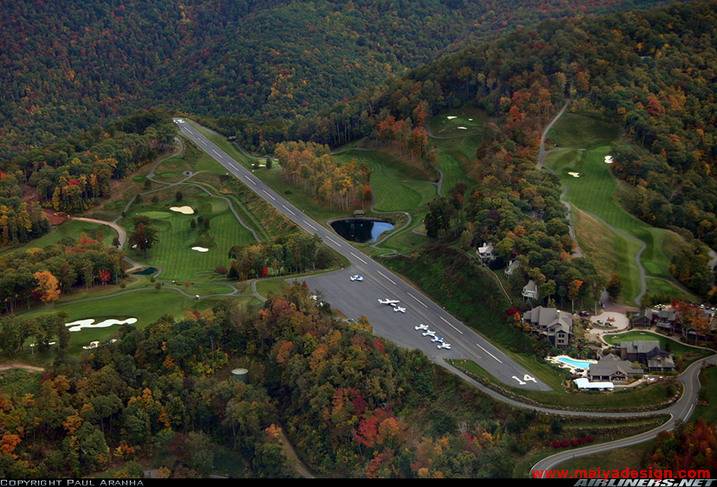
[[554, 356, 596, 370]]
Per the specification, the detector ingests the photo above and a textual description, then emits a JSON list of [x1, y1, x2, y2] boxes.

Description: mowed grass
[[555, 439, 656, 472], [122, 191, 254, 293], [603, 330, 712, 368], [333, 149, 435, 212], [428, 109, 485, 194], [0, 220, 116, 256], [546, 112, 692, 304]]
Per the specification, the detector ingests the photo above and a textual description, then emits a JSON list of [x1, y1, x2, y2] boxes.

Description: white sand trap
[[169, 206, 195, 215], [604, 155, 614, 164], [468, 118, 473, 121], [568, 172, 581, 178], [457, 126, 468, 130], [446, 116, 457, 120], [65, 317, 138, 332], [191, 246, 209, 253], [83, 341, 100, 350]]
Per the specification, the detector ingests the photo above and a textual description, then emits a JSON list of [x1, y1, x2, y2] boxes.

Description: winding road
[[174, 118, 715, 476]]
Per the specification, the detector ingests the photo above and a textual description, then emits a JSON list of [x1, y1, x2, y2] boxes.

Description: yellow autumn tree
[[33, 270, 61, 303]]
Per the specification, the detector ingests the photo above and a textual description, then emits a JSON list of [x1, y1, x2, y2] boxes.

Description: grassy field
[[546, 112, 693, 304], [120, 188, 254, 294], [603, 330, 713, 369], [696, 366, 717, 423], [554, 439, 656, 473], [0, 219, 116, 256]]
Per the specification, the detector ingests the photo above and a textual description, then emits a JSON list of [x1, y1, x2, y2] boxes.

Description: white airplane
[[378, 298, 400, 305], [414, 324, 429, 331], [421, 330, 436, 337], [393, 306, 406, 313], [431, 336, 444, 343], [437, 342, 452, 350], [350, 274, 364, 282], [173, 118, 185, 124]]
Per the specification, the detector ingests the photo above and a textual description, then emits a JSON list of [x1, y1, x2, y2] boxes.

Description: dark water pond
[[132, 266, 158, 276], [330, 219, 394, 243]]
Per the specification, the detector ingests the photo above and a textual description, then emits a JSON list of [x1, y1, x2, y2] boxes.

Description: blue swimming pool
[[556, 356, 594, 370]]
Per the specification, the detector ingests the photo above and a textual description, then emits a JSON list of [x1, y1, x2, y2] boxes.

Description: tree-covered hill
[[1, 0, 666, 159]]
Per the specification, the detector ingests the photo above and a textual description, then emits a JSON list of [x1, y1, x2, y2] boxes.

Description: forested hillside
[[278, 0, 717, 299], [1, 0, 666, 159]]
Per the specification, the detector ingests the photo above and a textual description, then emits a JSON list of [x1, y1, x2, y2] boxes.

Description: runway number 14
[[512, 375, 537, 385]]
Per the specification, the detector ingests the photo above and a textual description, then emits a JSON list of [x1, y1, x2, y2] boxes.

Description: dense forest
[[0, 0, 668, 159], [0, 284, 655, 478], [269, 0, 717, 300]]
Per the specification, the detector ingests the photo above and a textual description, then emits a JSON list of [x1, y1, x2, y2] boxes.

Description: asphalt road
[[174, 118, 715, 472], [174, 118, 549, 392]]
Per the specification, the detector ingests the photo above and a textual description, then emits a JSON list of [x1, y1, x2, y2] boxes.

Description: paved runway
[[174, 118, 549, 391]]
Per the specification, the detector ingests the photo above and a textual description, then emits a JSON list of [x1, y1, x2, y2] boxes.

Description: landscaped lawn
[[0, 219, 116, 256], [546, 112, 693, 304], [603, 330, 713, 369]]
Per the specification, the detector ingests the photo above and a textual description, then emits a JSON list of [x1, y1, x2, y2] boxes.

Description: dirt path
[[0, 362, 45, 373], [537, 100, 569, 169], [277, 429, 315, 478]]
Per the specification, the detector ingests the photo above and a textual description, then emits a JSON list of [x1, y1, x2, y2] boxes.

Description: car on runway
[[378, 298, 400, 305], [393, 306, 406, 313], [350, 274, 364, 282], [414, 324, 429, 331], [437, 342, 452, 350], [421, 330, 436, 337]]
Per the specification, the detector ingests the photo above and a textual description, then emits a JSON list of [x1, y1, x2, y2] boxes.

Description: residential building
[[523, 306, 572, 347], [522, 279, 539, 300], [477, 242, 495, 262], [588, 354, 643, 383], [505, 259, 520, 276], [616, 340, 675, 372]]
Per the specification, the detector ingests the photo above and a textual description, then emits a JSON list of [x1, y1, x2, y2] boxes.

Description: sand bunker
[[568, 172, 581, 178], [604, 155, 614, 164], [457, 126, 468, 130], [83, 341, 100, 350], [169, 206, 195, 215], [191, 246, 209, 253], [65, 317, 138, 332], [468, 118, 473, 121], [446, 116, 457, 120]]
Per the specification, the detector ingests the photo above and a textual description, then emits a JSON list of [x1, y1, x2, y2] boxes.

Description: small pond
[[132, 266, 159, 276], [330, 219, 394, 243]]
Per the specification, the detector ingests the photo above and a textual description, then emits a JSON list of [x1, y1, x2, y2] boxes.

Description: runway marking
[[326, 236, 342, 247], [247, 177, 257, 185], [377, 270, 396, 285], [350, 252, 367, 264], [407, 292, 428, 308], [686, 404, 695, 419], [305, 221, 317, 230], [282, 205, 295, 215], [439, 316, 463, 335], [262, 190, 276, 201], [212, 149, 221, 157], [475, 342, 502, 363]]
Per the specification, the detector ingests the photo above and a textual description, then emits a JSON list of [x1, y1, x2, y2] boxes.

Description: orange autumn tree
[[33, 270, 61, 303]]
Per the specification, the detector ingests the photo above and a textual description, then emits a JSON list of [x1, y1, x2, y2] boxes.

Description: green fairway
[[121, 191, 254, 294], [546, 112, 693, 304]]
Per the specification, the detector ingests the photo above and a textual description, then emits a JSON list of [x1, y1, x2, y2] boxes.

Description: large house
[[617, 340, 675, 372], [522, 280, 539, 300], [523, 306, 572, 347], [631, 304, 717, 340], [477, 242, 495, 262], [588, 354, 643, 383]]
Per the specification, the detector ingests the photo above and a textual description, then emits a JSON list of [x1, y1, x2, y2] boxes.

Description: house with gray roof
[[617, 340, 674, 372], [523, 306, 572, 347], [588, 354, 643, 383]]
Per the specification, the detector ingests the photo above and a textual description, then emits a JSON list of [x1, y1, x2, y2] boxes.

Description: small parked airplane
[[437, 342, 452, 350], [393, 306, 406, 313], [350, 274, 364, 282], [431, 336, 444, 343], [414, 324, 429, 331], [421, 330, 436, 337], [378, 298, 400, 305]]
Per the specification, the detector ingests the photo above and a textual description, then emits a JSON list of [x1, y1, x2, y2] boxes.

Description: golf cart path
[[537, 100, 570, 169], [0, 362, 45, 373]]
